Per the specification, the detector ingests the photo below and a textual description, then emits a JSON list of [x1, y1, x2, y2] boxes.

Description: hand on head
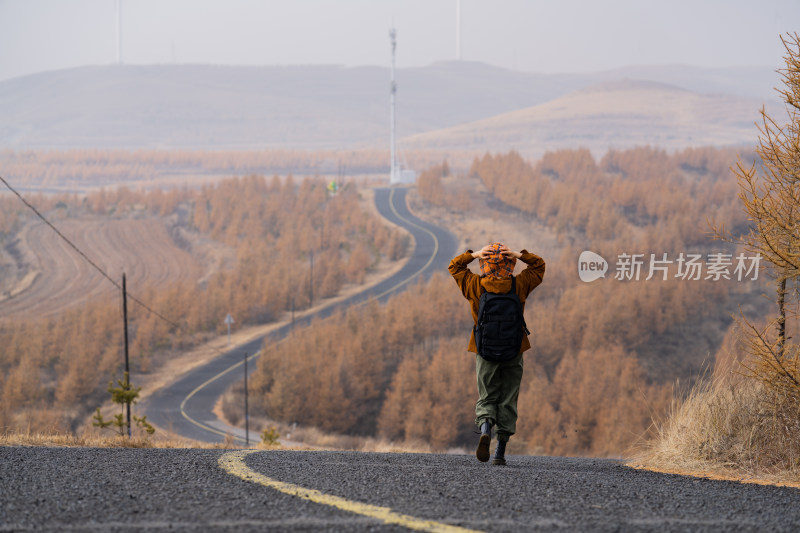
[[474, 244, 496, 259], [500, 245, 522, 259], [473, 243, 522, 260]]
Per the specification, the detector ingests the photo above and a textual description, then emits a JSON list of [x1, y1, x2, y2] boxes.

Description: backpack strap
[[509, 276, 531, 335]]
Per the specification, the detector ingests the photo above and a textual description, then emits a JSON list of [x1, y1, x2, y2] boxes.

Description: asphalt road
[[3, 447, 800, 532], [142, 186, 458, 443]]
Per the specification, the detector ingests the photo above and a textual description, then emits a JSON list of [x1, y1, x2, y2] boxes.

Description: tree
[[93, 372, 155, 437], [416, 163, 445, 206], [722, 33, 800, 414]]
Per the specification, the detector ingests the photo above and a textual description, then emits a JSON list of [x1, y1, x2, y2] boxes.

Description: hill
[[402, 79, 780, 158], [0, 62, 780, 152]]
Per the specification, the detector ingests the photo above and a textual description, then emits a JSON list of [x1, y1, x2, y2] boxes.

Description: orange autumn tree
[[728, 33, 800, 418]]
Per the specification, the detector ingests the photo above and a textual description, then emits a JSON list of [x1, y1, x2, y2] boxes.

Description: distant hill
[[402, 79, 782, 158], [0, 62, 781, 153]]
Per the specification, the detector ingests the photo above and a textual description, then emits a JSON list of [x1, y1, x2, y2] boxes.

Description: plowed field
[[0, 218, 202, 321]]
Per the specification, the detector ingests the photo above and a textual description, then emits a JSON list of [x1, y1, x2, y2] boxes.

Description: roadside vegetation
[[0, 431, 219, 449]]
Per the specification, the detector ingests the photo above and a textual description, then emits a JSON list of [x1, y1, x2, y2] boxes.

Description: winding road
[[143, 186, 457, 443], [6, 188, 800, 532]]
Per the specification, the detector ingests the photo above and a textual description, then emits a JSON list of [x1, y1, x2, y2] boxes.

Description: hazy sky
[[1, 0, 797, 81]]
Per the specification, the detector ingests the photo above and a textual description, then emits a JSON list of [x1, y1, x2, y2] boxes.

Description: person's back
[[474, 275, 528, 361], [448, 242, 545, 464]]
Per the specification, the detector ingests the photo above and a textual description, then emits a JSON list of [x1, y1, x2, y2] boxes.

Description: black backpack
[[474, 276, 530, 362]]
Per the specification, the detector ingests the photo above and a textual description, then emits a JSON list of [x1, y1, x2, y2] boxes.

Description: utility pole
[[309, 251, 314, 308], [122, 273, 131, 438], [243, 352, 249, 447]]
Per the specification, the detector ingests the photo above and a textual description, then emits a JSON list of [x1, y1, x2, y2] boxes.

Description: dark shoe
[[492, 440, 507, 465], [476, 421, 492, 462]]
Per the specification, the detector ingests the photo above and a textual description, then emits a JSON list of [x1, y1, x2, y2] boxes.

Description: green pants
[[475, 352, 523, 442]]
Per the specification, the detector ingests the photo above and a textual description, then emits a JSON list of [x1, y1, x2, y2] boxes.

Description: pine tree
[[92, 372, 155, 437]]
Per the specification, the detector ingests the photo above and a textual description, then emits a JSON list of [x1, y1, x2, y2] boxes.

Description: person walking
[[448, 242, 545, 464]]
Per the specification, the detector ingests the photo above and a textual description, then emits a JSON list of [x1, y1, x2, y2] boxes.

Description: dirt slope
[[0, 218, 202, 320]]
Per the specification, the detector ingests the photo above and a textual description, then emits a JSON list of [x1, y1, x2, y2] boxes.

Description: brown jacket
[[448, 250, 546, 353]]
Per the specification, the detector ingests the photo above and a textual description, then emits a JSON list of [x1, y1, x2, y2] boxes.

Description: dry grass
[[217, 386, 445, 455], [216, 394, 441, 455], [631, 367, 800, 488], [0, 429, 243, 449], [285, 424, 437, 454]]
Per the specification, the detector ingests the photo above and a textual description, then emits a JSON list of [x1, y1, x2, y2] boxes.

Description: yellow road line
[[178, 187, 443, 442], [373, 187, 440, 297], [179, 351, 261, 440], [219, 450, 483, 533]]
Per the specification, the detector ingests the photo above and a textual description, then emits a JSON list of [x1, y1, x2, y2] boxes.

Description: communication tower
[[388, 28, 416, 185], [389, 28, 398, 184], [457, 0, 462, 60]]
